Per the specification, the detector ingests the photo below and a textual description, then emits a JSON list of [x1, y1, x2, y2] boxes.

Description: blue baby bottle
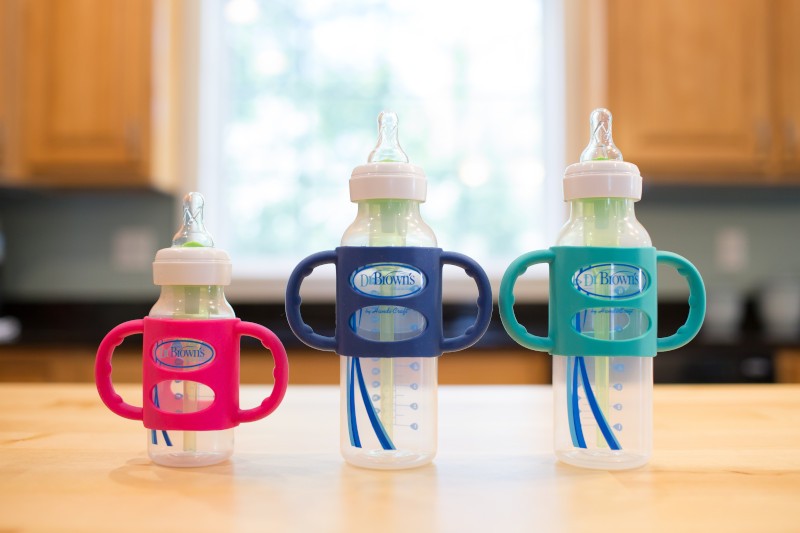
[[286, 111, 493, 469]]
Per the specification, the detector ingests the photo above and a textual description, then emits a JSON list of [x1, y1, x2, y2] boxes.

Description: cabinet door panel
[[24, 0, 151, 183], [0, 0, 8, 170], [608, 0, 771, 181], [776, 0, 800, 179]]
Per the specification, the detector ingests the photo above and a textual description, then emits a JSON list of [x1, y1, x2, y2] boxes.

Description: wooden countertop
[[1, 384, 799, 532]]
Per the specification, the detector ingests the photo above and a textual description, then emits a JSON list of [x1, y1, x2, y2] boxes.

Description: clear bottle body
[[339, 200, 439, 469], [553, 198, 654, 469], [147, 285, 235, 467]]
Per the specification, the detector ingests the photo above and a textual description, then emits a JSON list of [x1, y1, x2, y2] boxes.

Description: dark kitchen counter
[[0, 299, 789, 383]]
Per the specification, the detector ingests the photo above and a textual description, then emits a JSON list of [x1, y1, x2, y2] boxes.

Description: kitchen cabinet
[[0, 0, 174, 189], [0, 0, 10, 172], [776, 348, 800, 383], [775, 0, 800, 176], [606, 0, 799, 183]]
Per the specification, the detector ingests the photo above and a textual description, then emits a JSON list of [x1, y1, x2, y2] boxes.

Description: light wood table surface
[[1, 384, 799, 532]]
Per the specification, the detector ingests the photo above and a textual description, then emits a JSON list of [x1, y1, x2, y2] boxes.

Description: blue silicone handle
[[498, 249, 555, 352], [439, 251, 493, 353], [656, 251, 707, 352], [285, 250, 338, 351]]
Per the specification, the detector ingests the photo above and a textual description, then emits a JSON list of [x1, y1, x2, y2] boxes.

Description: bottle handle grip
[[656, 251, 707, 351], [285, 250, 338, 351], [439, 252, 493, 352], [235, 321, 290, 423], [499, 250, 556, 352], [95, 320, 145, 421]]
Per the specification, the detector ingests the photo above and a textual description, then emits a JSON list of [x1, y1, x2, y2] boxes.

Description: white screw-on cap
[[153, 247, 232, 286], [350, 162, 427, 201], [563, 160, 642, 200]]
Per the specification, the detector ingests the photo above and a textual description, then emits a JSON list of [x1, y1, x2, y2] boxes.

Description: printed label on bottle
[[153, 339, 215, 369], [573, 263, 648, 299], [350, 263, 426, 298]]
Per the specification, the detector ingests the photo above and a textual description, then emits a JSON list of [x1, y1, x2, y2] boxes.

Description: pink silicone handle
[[235, 321, 290, 423], [95, 320, 144, 421]]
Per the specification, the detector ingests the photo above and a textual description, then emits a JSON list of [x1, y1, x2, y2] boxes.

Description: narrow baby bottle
[[96, 192, 289, 467], [553, 109, 654, 469], [285, 111, 492, 470], [339, 112, 438, 469], [146, 193, 235, 466], [499, 109, 706, 470]]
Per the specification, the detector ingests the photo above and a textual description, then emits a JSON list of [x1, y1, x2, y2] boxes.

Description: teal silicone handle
[[656, 251, 707, 352], [499, 249, 555, 352]]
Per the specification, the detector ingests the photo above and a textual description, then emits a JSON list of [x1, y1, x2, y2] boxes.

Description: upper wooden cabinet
[[775, 0, 800, 177], [0, 0, 174, 189], [606, 0, 799, 183], [0, 0, 11, 172]]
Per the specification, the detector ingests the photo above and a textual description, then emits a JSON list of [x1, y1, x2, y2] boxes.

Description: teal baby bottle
[[499, 109, 706, 470]]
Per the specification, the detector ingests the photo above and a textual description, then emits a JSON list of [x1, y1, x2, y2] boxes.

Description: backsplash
[[637, 188, 800, 296], [1, 187, 799, 303], [0, 189, 174, 301]]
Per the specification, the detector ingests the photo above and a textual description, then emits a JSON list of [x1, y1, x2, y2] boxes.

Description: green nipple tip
[[580, 108, 623, 162], [368, 111, 409, 163], [172, 192, 215, 248]]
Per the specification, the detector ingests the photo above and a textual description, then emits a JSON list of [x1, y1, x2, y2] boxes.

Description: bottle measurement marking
[[572, 363, 625, 445], [363, 358, 422, 433]]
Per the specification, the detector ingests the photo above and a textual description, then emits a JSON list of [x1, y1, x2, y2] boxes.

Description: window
[[197, 0, 564, 299]]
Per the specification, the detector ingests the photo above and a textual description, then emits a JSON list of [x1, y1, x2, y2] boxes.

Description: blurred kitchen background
[[1, 0, 799, 384]]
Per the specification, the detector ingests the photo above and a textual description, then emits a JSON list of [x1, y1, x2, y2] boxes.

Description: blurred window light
[[199, 0, 564, 285]]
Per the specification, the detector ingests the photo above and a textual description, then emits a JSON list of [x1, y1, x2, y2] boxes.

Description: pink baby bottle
[[96, 193, 289, 467]]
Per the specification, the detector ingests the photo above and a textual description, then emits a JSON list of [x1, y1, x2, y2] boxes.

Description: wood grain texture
[[775, 0, 800, 179], [1, 384, 798, 532], [775, 349, 800, 383], [607, 0, 773, 180], [22, 0, 152, 182]]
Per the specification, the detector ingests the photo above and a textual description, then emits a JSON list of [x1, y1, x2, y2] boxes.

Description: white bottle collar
[[153, 247, 232, 286], [563, 160, 642, 201], [349, 162, 427, 202]]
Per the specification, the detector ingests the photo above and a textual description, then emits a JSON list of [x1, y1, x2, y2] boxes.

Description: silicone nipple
[[367, 111, 409, 163], [172, 192, 214, 248], [580, 108, 623, 162]]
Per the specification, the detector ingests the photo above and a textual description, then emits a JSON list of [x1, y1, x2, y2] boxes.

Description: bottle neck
[[558, 197, 651, 247], [346, 199, 435, 247], [149, 285, 235, 318], [568, 197, 637, 224]]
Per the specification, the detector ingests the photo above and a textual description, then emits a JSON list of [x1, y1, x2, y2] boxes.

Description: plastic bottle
[[146, 193, 236, 466], [552, 109, 654, 469], [96, 192, 289, 468], [499, 108, 705, 470], [286, 111, 492, 470], [340, 111, 439, 469]]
